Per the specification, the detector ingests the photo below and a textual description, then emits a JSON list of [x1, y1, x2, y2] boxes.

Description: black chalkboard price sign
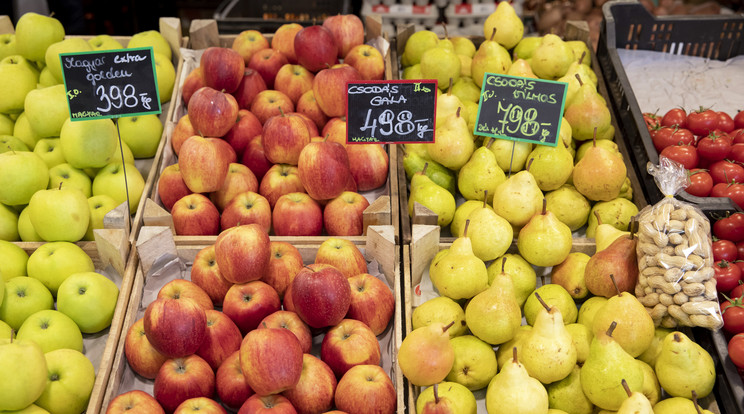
[[60, 47, 162, 121], [346, 80, 437, 144], [474, 73, 567, 147]]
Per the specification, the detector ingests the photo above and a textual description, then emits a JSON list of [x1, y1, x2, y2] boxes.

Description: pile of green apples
[[0, 12, 175, 242], [0, 239, 120, 413], [401, 2, 636, 243]]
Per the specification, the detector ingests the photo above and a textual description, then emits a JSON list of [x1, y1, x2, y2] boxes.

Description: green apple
[[0, 240, 29, 281], [18, 207, 43, 242], [26, 241, 94, 296], [0, 403, 51, 413], [24, 84, 69, 138], [48, 163, 92, 198], [0, 277, 54, 331], [153, 52, 175, 104], [92, 162, 145, 215], [0, 337, 48, 411], [127, 30, 171, 61], [35, 348, 95, 414], [0, 55, 39, 114], [0, 320, 10, 338], [44, 38, 92, 84], [16, 309, 84, 353], [0, 134, 30, 153], [15, 12, 65, 63], [0, 34, 17, 61], [0, 113, 15, 135], [27, 186, 90, 242], [111, 137, 135, 166], [0, 203, 19, 241], [38, 66, 59, 87], [33, 138, 66, 169], [0, 150, 49, 206], [57, 271, 119, 334], [84, 195, 119, 241], [88, 35, 123, 51], [116, 114, 163, 158], [13, 112, 42, 149], [59, 118, 118, 169]]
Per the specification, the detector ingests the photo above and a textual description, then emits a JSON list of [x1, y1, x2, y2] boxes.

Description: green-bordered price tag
[[60, 47, 161, 121], [475, 73, 567, 147]]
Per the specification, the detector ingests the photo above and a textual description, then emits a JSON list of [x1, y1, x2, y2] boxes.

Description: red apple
[[220, 190, 272, 232], [321, 319, 381, 378], [239, 394, 297, 414], [272, 192, 323, 236], [144, 296, 208, 358], [171, 193, 221, 236], [323, 14, 365, 59], [173, 397, 227, 414], [346, 273, 395, 335], [210, 163, 259, 211], [322, 116, 347, 147], [296, 90, 329, 132], [233, 68, 268, 110], [241, 134, 273, 181], [343, 44, 385, 80], [224, 109, 262, 158], [196, 309, 243, 370], [240, 328, 303, 396], [272, 23, 303, 64], [214, 223, 272, 284], [216, 350, 254, 411], [346, 143, 389, 191], [283, 282, 296, 312], [209, 137, 238, 164], [188, 86, 240, 138], [251, 90, 295, 125], [222, 280, 281, 334], [294, 112, 320, 137], [181, 67, 206, 107], [294, 25, 338, 73], [172, 114, 198, 155], [297, 139, 353, 200], [262, 111, 312, 165], [314, 237, 368, 279], [124, 317, 169, 380], [154, 354, 216, 413], [334, 365, 396, 414], [282, 354, 337, 414], [258, 310, 312, 353], [262, 241, 304, 299], [106, 390, 165, 414], [179, 135, 231, 193], [259, 164, 305, 209], [313, 64, 361, 118], [201, 46, 246, 94], [291, 263, 351, 329], [248, 48, 288, 89], [158, 163, 192, 212], [190, 245, 233, 307], [157, 278, 214, 311], [232, 30, 270, 65], [275, 64, 315, 104], [323, 191, 369, 236]]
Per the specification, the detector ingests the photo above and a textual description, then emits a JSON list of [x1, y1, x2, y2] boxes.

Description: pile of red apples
[[107, 226, 397, 413], [158, 15, 389, 237]]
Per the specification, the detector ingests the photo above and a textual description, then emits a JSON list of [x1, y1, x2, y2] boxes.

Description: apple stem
[[442, 321, 455, 333], [594, 210, 603, 226], [482, 190, 488, 208], [692, 391, 703, 414], [324, 133, 330, 142], [422, 162, 429, 176], [575, 73, 583, 87], [303, 265, 315, 272], [486, 138, 494, 149], [534, 292, 551, 312], [262, 322, 268, 329], [610, 274, 621, 296], [579, 51, 587, 65], [607, 321, 617, 337], [279, 106, 286, 117], [621, 379, 632, 397], [433, 383, 440, 404], [490, 27, 497, 42], [541, 198, 547, 215], [463, 219, 470, 237], [526, 157, 534, 172], [501, 256, 507, 273]]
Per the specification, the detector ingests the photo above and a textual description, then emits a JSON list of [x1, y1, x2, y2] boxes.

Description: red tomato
[[661, 108, 688, 128], [715, 260, 743, 293], [686, 169, 713, 197], [723, 183, 744, 209], [714, 213, 744, 242], [732, 129, 744, 144], [718, 111, 736, 133], [697, 133, 732, 161], [722, 296, 744, 334], [729, 143, 744, 165], [714, 239, 739, 262], [710, 160, 744, 184], [660, 144, 698, 170], [735, 111, 744, 129], [651, 127, 695, 153], [688, 107, 720, 137], [643, 112, 661, 130], [731, 282, 744, 299], [729, 333, 744, 370], [738, 241, 744, 260]]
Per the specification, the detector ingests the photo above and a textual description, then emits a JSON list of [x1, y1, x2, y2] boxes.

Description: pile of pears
[[402, 1, 635, 250]]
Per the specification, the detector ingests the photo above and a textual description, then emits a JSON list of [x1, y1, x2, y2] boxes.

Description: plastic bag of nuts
[[635, 157, 723, 330]]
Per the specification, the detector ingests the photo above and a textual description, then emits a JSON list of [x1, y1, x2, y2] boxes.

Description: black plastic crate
[[213, 0, 352, 33], [597, 0, 744, 210]]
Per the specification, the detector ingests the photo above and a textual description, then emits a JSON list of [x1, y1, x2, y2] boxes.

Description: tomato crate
[[597, 0, 744, 210]]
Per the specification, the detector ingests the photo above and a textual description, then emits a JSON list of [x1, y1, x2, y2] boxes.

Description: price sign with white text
[[60, 47, 162, 121]]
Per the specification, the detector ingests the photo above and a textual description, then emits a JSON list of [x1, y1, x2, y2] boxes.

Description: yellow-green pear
[[547, 365, 595, 414], [399, 322, 456, 386], [429, 107, 474, 171], [463, 101, 479, 133], [403, 30, 439, 66], [564, 79, 614, 141], [451, 200, 486, 237], [412, 296, 467, 339], [523, 284, 578, 325], [447, 335, 498, 390], [637, 359, 661, 405], [586, 198, 638, 239], [429, 220, 488, 300], [435, 85, 468, 131], [572, 134, 627, 202], [458, 139, 506, 203], [655, 331, 715, 399], [619, 176, 633, 200], [559, 117, 572, 148], [403, 148, 456, 195], [653, 397, 714, 414], [402, 63, 423, 80], [486, 347, 549, 414], [416, 382, 477, 414], [567, 40, 592, 67], [551, 252, 591, 300], [593, 211, 630, 252], [496, 325, 531, 369], [488, 253, 536, 307], [450, 77, 480, 103], [565, 323, 593, 363], [486, 138, 533, 173], [408, 164, 457, 227], [616, 378, 653, 414], [577, 296, 608, 328], [575, 139, 619, 163], [517, 199, 573, 267], [513, 36, 542, 60], [465, 256, 521, 345], [492, 162, 543, 229], [472, 28, 512, 88], [530, 34, 574, 80], [421, 46, 460, 91], [451, 36, 476, 57], [545, 184, 591, 231], [483, 1, 524, 50], [527, 141, 574, 191], [465, 194, 512, 262], [506, 58, 538, 78], [592, 282, 655, 358], [637, 327, 674, 368]]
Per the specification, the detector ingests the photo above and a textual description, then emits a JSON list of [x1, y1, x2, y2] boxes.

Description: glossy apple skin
[[282, 354, 337, 414], [190, 245, 233, 307], [312, 64, 361, 118], [262, 112, 312, 165], [171, 193, 220, 236], [320, 318, 382, 378], [346, 143, 389, 191], [157, 278, 214, 311], [214, 223, 271, 284], [248, 48, 288, 89], [216, 350, 254, 411], [258, 310, 312, 353], [239, 394, 298, 414], [178, 135, 231, 194], [261, 241, 304, 299], [323, 191, 370, 236], [346, 273, 395, 335], [250, 90, 294, 125], [323, 14, 364, 59], [343, 44, 385, 80], [241, 134, 273, 182], [173, 397, 228, 414], [124, 317, 169, 380], [200, 46, 245, 94], [224, 109, 262, 158], [153, 354, 216, 414], [297, 140, 353, 201], [240, 327, 304, 396], [233, 68, 267, 110], [290, 264, 351, 329], [181, 67, 206, 107], [143, 297, 207, 358], [222, 280, 281, 334], [334, 364, 397, 414], [105, 390, 165, 414], [187, 86, 239, 138], [272, 192, 323, 236], [157, 163, 191, 212], [294, 25, 338, 73], [195, 309, 243, 370], [314, 237, 368, 279]]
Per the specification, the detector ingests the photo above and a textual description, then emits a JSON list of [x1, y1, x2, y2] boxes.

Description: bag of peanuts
[[635, 156, 723, 330]]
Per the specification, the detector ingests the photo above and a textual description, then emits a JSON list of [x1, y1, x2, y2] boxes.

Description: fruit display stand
[[139, 15, 401, 244], [394, 20, 649, 244], [99, 224, 406, 412], [597, 0, 744, 209]]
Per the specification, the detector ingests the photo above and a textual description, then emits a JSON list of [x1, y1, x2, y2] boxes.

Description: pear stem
[[502, 256, 507, 273], [448, 77, 453, 96], [486, 137, 494, 149], [579, 51, 587, 65], [512, 346, 518, 364], [442, 321, 455, 334], [575, 73, 583, 87], [456, 106, 461, 118], [422, 162, 429, 176], [441, 22, 449, 40], [607, 321, 617, 337], [490, 27, 497, 42], [482, 191, 488, 208], [692, 390, 703, 414], [594, 210, 603, 226], [621, 379, 632, 397], [526, 157, 534, 172], [534, 291, 551, 312], [58, 182, 63, 190], [592, 127, 598, 147], [629, 217, 637, 241], [541, 198, 547, 215], [433, 383, 440, 404], [674, 332, 681, 342], [463, 219, 470, 237], [610, 274, 621, 296]]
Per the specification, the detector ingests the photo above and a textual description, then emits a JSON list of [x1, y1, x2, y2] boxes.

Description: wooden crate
[[100, 224, 406, 412], [393, 21, 649, 244], [141, 15, 400, 244]]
